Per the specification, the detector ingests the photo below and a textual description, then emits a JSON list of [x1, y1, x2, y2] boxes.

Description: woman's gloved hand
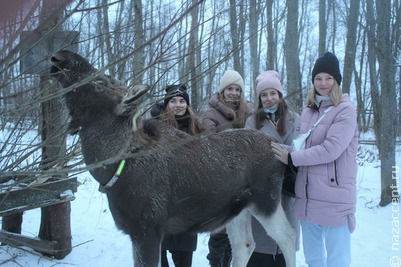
[[271, 141, 289, 165]]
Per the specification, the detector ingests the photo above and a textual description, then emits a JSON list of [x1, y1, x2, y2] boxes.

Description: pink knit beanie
[[219, 70, 244, 93], [255, 70, 283, 97]]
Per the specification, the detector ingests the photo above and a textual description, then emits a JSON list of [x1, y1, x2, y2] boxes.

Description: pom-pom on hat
[[311, 52, 342, 85], [255, 70, 283, 98], [219, 70, 244, 93], [163, 84, 190, 107]]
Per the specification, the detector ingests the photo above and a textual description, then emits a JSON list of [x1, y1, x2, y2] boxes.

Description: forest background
[[0, 0, 399, 224]]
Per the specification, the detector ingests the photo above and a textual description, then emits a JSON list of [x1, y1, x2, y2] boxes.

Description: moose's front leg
[[131, 229, 163, 267]]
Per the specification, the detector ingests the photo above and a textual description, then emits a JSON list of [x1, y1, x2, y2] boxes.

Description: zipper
[[305, 167, 309, 216], [334, 160, 339, 185]]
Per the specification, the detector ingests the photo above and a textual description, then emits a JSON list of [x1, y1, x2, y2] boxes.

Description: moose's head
[[50, 50, 149, 132]]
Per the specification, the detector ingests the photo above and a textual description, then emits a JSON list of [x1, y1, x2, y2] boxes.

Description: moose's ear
[[125, 84, 150, 103], [115, 84, 150, 116]]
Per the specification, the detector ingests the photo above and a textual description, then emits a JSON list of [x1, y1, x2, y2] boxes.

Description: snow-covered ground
[[0, 144, 400, 267]]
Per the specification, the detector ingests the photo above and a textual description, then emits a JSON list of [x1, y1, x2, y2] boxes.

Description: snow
[[0, 145, 400, 267]]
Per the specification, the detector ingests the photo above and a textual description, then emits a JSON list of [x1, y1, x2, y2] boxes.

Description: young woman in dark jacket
[[151, 84, 204, 267]]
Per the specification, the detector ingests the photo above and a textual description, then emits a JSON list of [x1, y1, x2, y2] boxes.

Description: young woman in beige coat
[[202, 70, 251, 267]]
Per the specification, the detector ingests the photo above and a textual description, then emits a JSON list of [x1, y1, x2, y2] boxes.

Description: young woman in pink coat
[[272, 52, 358, 267]]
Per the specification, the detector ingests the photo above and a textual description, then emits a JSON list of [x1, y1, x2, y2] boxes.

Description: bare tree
[[354, 28, 369, 133], [284, 0, 302, 112], [266, 0, 274, 69], [376, 1, 397, 206], [248, 1, 261, 102], [238, 0, 246, 76], [392, 1, 401, 135], [101, 0, 115, 76], [229, 0, 242, 73], [187, 0, 200, 110], [318, 0, 327, 55], [365, 0, 381, 149], [132, 0, 145, 83], [342, 0, 360, 95]]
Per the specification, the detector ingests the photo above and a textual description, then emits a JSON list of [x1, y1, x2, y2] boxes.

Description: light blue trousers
[[301, 220, 351, 267]]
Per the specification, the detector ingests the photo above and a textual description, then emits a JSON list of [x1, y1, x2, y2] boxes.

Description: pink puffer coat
[[290, 94, 358, 232]]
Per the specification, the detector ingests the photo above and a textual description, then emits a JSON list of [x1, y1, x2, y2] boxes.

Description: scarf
[[175, 114, 190, 133], [315, 94, 331, 108]]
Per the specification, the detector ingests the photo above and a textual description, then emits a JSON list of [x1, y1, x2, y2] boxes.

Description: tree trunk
[[266, 0, 274, 69], [37, 0, 71, 259], [238, 0, 246, 79], [355, 32, 367, 133], [229, 0, 241, 73], [96, 0, 105, 69], [393, 2, 401, 136], [366, 0, 381, 149], [318, 0, 327, 55], [342, 0, 360, 95], [188, 0, 199, 110], [284, 0, 302, 112], [102, 0, 115, 77], [133, 0, 145, 83], [248, 1, 260, 103], [376, 1, 397, 206]]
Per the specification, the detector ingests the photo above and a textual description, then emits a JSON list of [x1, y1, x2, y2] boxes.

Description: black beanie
[[163, 84, 190, 107], [311, 52, 342, 85]]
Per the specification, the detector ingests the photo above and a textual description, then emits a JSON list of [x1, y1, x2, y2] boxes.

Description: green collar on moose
[[98, 159, 126, 193]]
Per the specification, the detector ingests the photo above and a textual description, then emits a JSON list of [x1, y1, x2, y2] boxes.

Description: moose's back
[[105, 123, 284, 235]]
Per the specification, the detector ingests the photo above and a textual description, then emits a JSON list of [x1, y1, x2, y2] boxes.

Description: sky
[[0, 137, 400, 267]]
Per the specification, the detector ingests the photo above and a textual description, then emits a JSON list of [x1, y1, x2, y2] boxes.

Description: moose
[[50, 50, 295, 267]]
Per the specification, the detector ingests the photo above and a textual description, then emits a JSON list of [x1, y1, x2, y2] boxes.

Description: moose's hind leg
[[251, 204, 296, 267], [225, 209, 255, 267]]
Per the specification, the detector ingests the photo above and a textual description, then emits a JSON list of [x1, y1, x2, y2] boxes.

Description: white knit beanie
[[219, 70, 244, 93], [256, 70, 283, 98]]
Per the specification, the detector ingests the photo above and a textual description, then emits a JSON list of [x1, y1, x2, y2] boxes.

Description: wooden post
[[37, 59, 71, 259], [34, 0, 75, 259], [39, 203, 72, 258], [1, 213, 23, 234]]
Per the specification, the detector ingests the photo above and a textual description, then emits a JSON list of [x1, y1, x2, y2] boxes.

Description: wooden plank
[[358, 140, 401, 145], [0, 230, 59, 255], [0, 175, 35, 185], [0, 177, 78, 216], [0, 195, 75, 217]]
